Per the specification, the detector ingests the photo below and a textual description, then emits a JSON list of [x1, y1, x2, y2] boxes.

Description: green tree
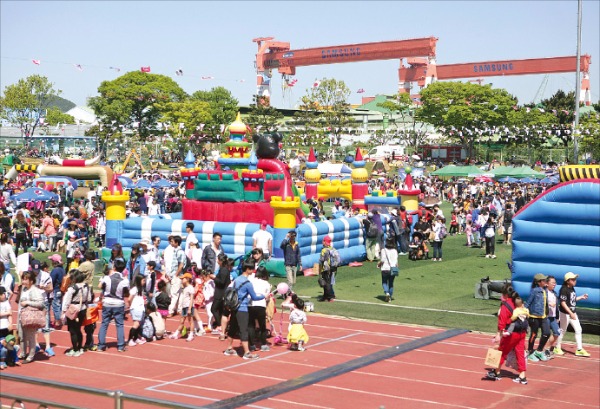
[[158, 99, 212, 153], [579, 108, 600, 160], [287, 98, 326, 150], [246, 95, 284, 133], [0, 74, 62, 144], [540, 90, 576, 125], [89, 71, 186, 142], [191, 86, 238, 143], [299, 78, 353, 147], [44, 107, 75, 125], [418, 81, 517, 158]]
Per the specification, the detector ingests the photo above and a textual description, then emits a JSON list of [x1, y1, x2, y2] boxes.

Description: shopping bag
[[484, 348, 502, 367]]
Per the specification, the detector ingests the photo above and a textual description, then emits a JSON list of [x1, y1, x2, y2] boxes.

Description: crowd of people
[[0, 158, 591, 383]]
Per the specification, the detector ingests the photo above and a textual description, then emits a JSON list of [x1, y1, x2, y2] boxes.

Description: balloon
[[276, 282, 289, 295]]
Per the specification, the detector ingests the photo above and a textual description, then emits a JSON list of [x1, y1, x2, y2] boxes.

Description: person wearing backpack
[[362, 213, 380, 262], [223, 259, 265, 360], [503, 204, 514, 245], [61, 270, 93, 357], [97, 259, 130, 352], [318, 235, 338, 302]]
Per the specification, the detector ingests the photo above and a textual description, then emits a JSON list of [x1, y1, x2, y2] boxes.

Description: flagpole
[[573, 0, 582, 163]]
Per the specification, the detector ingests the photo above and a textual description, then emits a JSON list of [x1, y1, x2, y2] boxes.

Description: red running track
[[1, 311, 598, 409]]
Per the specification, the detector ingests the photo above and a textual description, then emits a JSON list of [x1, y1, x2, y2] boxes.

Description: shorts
[[181, 307, 193, 317], [158, 309, 169, 318], [130, 309, 144, 322], [548, 316, 561, 337]]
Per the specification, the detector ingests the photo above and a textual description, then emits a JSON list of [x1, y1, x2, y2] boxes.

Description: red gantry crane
[[254, 36, 593, 106]]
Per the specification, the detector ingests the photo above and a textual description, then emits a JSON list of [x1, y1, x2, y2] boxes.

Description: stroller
[[408, 231, 429, 261]]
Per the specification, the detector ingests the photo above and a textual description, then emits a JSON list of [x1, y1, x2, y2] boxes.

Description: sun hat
[[139, 238, 151, 247], [533, 273, 548, 282], [564, 272, 579, 281], [182, 273, 193, 281], [48, 254, 63, 263], [390, 209, 398, 216]]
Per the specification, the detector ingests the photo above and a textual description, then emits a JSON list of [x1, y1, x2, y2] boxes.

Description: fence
[[0, 373, 199, 409]]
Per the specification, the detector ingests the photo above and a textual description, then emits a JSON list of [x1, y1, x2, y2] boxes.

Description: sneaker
[[513, 376, 528, 385], [117, 347, 127, 352], [485, 255, 490, 259], [385, 293, 390, 303], [35, 345, 41, 354], [486, 371, 501, 381], [128, 340, 137, 347], [575, 349, 591, 357], [45, 347, 56, 357], [491, 255, 497, 259], [260, 345, 270, 352], [136, 338, 147, 345], [223, 348, 237, 356], [96, 346, 106, 352], [297, 345, 305, 352], [243, 352, 259, 360], [528, 353, 540, 362], [169, 333, 179, 340], [186, 335, 194, 342], [211, 329, 221, 336], [534, 351, 548, 361], [0, 362, 7, 370], [553, 346, 565, 356], [249, 345, 257, 352], [544, 349, 554, 359], [65, 350, 77, 357], [73, 350, 83, 357], [195, 329, 206, 336]]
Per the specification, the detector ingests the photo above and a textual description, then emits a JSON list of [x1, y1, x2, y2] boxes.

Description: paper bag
[[312, 262, 320, 275], [484, 348, 502, 367]]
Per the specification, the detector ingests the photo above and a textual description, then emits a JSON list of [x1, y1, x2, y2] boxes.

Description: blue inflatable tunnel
[[511, 180, 600, 309]]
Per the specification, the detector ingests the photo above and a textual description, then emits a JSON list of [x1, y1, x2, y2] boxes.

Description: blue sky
[[1, 1, 599, 109]]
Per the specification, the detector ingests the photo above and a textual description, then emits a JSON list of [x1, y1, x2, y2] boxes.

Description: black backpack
[[106, 274, 124, 298], [177, 249, 192, 273], [502, 301, 529, 333], [223, 280, 248, 312], [366, 221, 379, 238]]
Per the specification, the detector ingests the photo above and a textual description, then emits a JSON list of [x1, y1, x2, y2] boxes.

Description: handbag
[[65, 285, 86, 321], [20, 306, 46, 329], [317, 277, 327, 288], [383, 249, 399, 277], [428, 231, 436, 241], [484, 348, 502, 367]]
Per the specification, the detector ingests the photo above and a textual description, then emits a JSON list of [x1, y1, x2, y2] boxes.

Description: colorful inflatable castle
[[511, 164, 600, 311], [101, 113, 367, 276]]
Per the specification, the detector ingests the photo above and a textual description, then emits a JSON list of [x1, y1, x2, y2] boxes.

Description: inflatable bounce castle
[[511, 165, 600, 310], [101, 114, 371, 276]]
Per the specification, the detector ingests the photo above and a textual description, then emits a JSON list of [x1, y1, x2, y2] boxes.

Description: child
[[140, 303, 157, 342], [503, 297, 529, 337], [248, 266, 272, 352], [202, 270, 215, 333], [127, 275, 147, 347], [465, 220, 474, 246], [192, 267, 206, 337], [155, 280, 171, 323], [147, 302, 165, 340], [287, 294, 309, 351], [0, 287, 12, 339], [169, 273, 195, 341], [449, 211, 458, 236], [32, 223, 41, 251], [0, 334, 20, 370]]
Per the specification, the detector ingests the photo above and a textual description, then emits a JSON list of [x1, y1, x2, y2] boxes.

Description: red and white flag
[[140, 66, 151, 73], [357, 88, 365, 93], [109, 66, 121, 72], [73, 64, 83, 71], [313, 80, 321, 88], [32, 59, 41, 65], [201, 76, 214, 80]]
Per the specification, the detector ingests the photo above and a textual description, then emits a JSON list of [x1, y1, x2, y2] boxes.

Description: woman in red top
[[486, 284, 528, 385]]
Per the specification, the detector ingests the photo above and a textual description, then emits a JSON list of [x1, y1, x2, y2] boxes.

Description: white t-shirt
[[0, 299, 11, 331], [185, 231, 197, 254], [129, 287, 145, 312], [252, 229, 272, 255], [37, 270, 53, 299], [180, 285, 195, 309], [249, 277, 271, 308]]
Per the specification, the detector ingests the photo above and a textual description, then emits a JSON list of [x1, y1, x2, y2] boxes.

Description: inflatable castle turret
[[102, 174, 130, 248], [397, 166, 421, 212], [351, 147, 369, 210]]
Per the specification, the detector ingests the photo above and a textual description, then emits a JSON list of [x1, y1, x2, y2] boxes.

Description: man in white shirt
[[252, 220, 273, 259], [183, 222, 197, 254]]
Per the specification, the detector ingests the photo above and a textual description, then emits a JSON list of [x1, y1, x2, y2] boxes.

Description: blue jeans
[[432, 241, 443, 259], [52, 289, 62, 323], [98, 305, 125, 350], [381, 271, 396, 296], [548, 316, 561, 337]]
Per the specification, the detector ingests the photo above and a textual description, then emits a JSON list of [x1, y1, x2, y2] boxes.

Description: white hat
[[390, 209, 398, 216]]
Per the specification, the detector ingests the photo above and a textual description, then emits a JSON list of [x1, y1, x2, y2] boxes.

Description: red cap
[[323, 235, 332, 245], [260, 220, 268, 227]]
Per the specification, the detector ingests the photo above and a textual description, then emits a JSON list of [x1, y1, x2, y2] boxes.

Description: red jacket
[[497, 297, 515, 332]]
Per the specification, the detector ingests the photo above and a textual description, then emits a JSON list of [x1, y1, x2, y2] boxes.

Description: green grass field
[[21, 199, 598, 346]]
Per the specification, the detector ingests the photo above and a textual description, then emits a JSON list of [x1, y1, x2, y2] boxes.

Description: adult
[[554, 272, 591, 357], [398, 206, 410, 256], [183, 222, 196, 254], [525, 273, 550, 362], [78, 249, 97, 350], [483, 215, 497, 259], [61, 270, 93, 357], [223, 259, 265, 360], [201, 232, 224, 274], [12, 211, 30, 256], [252, 220, 273, 259], [363, 213, 380, 262], [166, 236, 186, 317], [108, 244, 126, 271], [211, 253, 231, 337], [48, 254, 65, 328], [0, 234, 17, 297], [379, 237, 398, 303], [41, 210, 57, 252], [318, 236, 337, 302], [280, 230, 301, 292], [18, 271, 46, 364], [431, 216, 445, 262], [97, 259, 130, 352], [503, 204, 514, 245], [126, 244, 147, 282], [486, 284, 527, 385]]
